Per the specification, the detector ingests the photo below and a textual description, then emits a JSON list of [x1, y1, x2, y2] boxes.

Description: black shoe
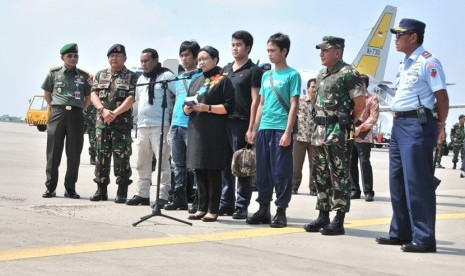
[[365, 194, 374, 202], [320, 210, 345, 235], [246, 204, 271, 224], [351, 191, 361, 199], [42, 189, 56, 198], [309, 189, 317, 196], [435, 163, 445, 169], [164, 188, 188, 210], [90, 156, 96, 165], [188, 212, 206, 220], [202, 215, 218, 222], [270, 208, 287, 228], [218, 207, 235, 216], [151, 199, 168, 209], [453, 163, 457, 170], [64, 190, 80, 199], [126, 195, 150, 206], [232, 208, 248, 220], [303, 211, 330, 232], [401, 243, 436, 253], [376, 236, 411, 245], [188, 191, 198, 214], [292, 187, 298, 194], [460, 170, 465, 178]]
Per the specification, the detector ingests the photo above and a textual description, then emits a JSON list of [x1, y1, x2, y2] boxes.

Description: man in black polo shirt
[[219, 30, 263, 219], [41, 43, 92, 199]]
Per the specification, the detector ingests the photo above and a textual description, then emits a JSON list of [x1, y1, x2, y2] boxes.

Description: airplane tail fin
[[352, 5, 397, 81]]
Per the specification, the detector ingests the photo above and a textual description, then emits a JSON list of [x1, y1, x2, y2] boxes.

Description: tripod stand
[[133, 77, 192, 227]]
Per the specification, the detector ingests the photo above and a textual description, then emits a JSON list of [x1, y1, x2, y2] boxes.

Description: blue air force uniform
[[389, 20, 447, 248]]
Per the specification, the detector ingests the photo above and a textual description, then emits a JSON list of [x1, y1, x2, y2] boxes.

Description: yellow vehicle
[[25, 95, 50, 132]]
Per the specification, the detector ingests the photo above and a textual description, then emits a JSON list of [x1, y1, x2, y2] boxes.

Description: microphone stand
[[133, 76, 193, 227]]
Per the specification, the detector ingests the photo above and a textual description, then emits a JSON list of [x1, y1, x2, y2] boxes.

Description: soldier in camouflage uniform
[[41, 43, 91, 199], [450, 115, 465, 169], [89, 44, 138, 203], [434, 131, 447, 168], [83, 95, 97, 165], [303, 36, 365, 236]]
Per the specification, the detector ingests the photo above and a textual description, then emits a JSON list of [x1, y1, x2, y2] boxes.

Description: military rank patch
[[430, 68, 437, 78]]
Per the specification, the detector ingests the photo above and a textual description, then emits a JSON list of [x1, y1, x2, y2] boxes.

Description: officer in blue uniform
[[376, 19, 449, 253]]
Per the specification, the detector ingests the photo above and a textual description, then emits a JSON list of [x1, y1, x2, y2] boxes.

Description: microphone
[[181, 68, 202, 78]]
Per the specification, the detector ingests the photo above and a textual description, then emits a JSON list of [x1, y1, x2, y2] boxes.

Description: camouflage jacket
[[91, 67, 138, 130], [311, 60, 364, 146], [450, 123, 465, 146], [294, 96, 315, 143], [83, 104, 96, 125]]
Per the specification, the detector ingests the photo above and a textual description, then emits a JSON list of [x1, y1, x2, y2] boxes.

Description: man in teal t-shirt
[[246, 33, 301, 228]]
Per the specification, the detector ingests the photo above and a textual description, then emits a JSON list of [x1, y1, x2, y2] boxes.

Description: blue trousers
[[221, 119, 252, 210], [170, 126, 188, 190], [255, 130, 293, 208], [389, 114, 437, 246]]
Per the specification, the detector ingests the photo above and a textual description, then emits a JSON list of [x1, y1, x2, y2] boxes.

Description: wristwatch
[[208, 105, 212, 113], [97, 106, 104, 113]]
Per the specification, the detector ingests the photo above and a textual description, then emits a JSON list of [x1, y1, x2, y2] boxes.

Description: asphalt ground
[[1, 121, 464, 275]]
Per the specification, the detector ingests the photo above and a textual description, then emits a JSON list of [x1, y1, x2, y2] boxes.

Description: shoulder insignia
[[422, 51, 432, 59], [50, 66, 62, 72]]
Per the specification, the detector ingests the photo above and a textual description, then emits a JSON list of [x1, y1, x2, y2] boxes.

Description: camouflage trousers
[[312, 142, 351, 212], [435, 143, 444, 164], [86, 125, 97, 157], [452, 144, 464, 163], [94, 128, 133, 186]]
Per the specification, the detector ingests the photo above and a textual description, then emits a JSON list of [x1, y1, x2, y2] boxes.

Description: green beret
[[316, 36, 345, 50], [60, 43, 78, 55], [459, 114, 464, 120]]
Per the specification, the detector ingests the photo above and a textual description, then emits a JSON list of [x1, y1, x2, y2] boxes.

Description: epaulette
[[422, 51, 432, 59], [50, 66, 62, 72]]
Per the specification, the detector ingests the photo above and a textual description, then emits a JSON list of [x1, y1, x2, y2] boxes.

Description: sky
[[1, 0, 464, 130]]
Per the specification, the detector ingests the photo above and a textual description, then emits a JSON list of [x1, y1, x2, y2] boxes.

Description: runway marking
[[1, 212, 464, 262]]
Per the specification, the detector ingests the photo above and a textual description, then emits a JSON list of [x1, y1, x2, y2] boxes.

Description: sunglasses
[[395, 32, 414, 39], [65, 53, 79, 58]]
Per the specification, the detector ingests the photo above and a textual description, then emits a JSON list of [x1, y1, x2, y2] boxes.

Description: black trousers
[[195, 169, 222, 214], [350, 142, 374, 195], [45, 106, 84, 192]]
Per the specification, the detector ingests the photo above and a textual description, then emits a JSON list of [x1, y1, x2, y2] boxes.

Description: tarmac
[[0, 121, 464, 276]]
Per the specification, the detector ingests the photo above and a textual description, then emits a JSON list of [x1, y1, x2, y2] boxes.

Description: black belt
[[315, 115, 338, 125], [52, 105, 83, 111], [392, 109, 431, 118]]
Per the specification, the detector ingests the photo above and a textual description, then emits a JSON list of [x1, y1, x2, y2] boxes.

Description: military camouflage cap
[[60, 43, 78, 55], [390, 18, 425, 34], [316, 36, 345, 50], [459, 114, 465, 120], [107, 44, 126, 57]]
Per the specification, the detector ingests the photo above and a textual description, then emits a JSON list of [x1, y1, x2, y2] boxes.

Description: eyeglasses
[[395, 32, 414, 39], [65, 53, 79, 58]]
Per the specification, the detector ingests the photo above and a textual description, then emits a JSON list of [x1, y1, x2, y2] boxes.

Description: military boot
[[246, 203, 271, 224], [114, 184, 128, 204], [164, 187, 188, 210], [90, 155, 96, 165], [320, 210, 345, 235], [270, 207, 287, 228], [303, 210, 330, 232], [453, 162, 457, 170], [188, 190, 198, 214], [90, 184, 108, 201]]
